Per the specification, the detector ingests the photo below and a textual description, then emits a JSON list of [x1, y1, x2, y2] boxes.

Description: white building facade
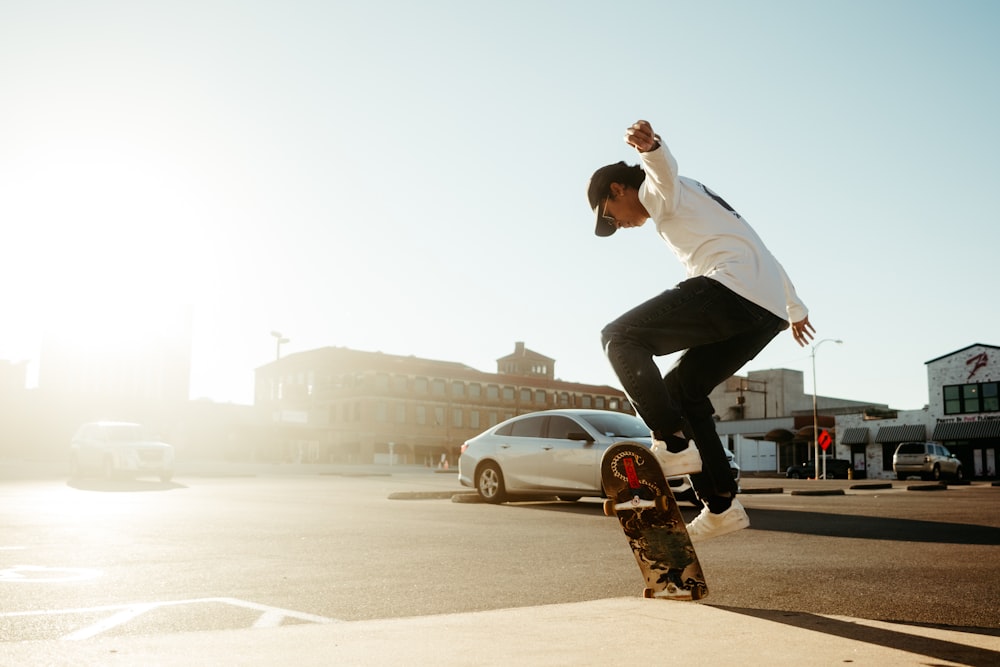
[[834, 344, 1000, 480]]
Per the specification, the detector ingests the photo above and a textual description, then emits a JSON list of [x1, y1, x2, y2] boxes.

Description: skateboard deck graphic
[[601, 442, 708, 600]]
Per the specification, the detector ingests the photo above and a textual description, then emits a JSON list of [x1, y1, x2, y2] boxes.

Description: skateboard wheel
[[643, 587, 654, 599], [603, 499, 617, 517], [655, 495, 670, 511]]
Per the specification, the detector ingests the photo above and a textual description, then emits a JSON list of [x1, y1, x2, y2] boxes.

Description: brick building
[[253, 342, 630, 465]]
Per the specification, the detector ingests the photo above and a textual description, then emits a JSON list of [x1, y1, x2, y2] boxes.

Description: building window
[[595, 397, 606, 409], [469, 383, 482, 399], [375, 373, 389, 392], [559, 392, 569, 407], [452, 381, 465, 398], [487, 385, 499, 401], [520, 388, 531, 404], [432, 379, 446, 396], [416, 405, 426, 425], [375, 402, 387, 423], [581, 395, 592, 408], [470, 410, 480, 429], [985, 383, 1000, 412], [414, 377, 428, 394], [535, 390, 546, 405], [503, 386, 515, 402], [395, 403, 406, 423], [944, 382, 1000, 415], [452, 408, 462, 428], [392, 375, 407, 393], [434, 407, 445, 426]]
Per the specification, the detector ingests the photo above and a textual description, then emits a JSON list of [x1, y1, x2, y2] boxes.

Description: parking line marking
[[0, 565, 101, 583], [252, 609, 287, 628], [61, 603, 158, 640], [0, 597, 340, 640]]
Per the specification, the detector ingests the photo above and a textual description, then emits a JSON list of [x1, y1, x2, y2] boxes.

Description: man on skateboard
[[589, 119, 815, 542]]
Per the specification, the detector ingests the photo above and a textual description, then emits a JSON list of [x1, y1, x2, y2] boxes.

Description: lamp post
[[270, 330, 290, 361], [812, 338, 843, 479]]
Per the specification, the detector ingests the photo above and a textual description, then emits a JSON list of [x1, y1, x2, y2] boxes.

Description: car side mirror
[[566, 432, 594, 443]]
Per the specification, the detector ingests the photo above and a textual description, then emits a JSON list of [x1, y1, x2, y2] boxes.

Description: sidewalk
[[3, 597, 997, 666]]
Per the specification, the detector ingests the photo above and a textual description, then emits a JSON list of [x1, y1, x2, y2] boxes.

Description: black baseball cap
[[587, 161, 629, 237]]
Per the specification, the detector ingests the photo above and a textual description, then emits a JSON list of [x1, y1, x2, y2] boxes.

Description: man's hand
[[625, 120, 660, 152], [791, 316, 816, 347]]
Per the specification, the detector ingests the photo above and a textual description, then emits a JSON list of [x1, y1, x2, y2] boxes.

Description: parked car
[[893, 441, 963, 481], [70, 421, 175, 482], [458, 409, 739, 504], [786, 458, 851, 479]]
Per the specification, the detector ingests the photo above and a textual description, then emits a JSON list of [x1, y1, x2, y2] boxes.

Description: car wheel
[[476, 463, 506, 504], [159, 470, 173, 483], [557, 496, 581, 502], [930, 465, 941, 481], [954, 466, 964, 481], [897, 472, 907, 480], [789, 471, 802, 479]]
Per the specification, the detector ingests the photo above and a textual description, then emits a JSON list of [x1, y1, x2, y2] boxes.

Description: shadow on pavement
[[502, 502, 1000, 545], [713, 605, 1000, 667], [746, 508, 1000, 545], [66, 478, 188, 493], [497, 498, 704, 519]]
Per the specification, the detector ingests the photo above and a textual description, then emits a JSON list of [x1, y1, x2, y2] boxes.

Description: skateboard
[[601, 442, 708, 600]]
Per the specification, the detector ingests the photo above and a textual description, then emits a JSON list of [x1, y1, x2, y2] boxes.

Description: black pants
[[602, 277, 788, 501]]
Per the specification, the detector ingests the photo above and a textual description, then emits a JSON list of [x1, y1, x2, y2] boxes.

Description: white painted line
[[0, 565, 101, 583], [61, 603, 158, 640], [252, 609, 287, 628], [0, 597, 340, 640]]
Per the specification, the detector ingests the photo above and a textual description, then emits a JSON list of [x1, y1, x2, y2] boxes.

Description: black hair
[[587, 162, 646, 209]]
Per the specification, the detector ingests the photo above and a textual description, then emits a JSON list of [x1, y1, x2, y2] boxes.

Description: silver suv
[[892, 441, 963, 481]]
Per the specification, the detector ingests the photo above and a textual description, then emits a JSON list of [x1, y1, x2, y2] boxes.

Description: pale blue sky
[[2, 1, 998, 409]]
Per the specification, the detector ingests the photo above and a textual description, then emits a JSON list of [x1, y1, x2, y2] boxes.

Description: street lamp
[[812, 338, 843, 480], [271, 330, 290, 360]]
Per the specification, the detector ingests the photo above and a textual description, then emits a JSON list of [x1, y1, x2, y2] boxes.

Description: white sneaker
[[687, 498, 750, 542], [650, 438, 702, 477]]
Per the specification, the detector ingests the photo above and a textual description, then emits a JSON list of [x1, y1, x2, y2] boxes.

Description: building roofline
[[256, 345, 623, 395], [925, 343, 1000, 365]]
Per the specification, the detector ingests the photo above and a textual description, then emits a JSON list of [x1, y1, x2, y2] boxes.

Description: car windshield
[[580, 412, 648, 438], [107, 425, 146, 441]]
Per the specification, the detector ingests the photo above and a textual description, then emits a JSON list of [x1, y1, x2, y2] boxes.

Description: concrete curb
[[907, 483, 948, 492], [790, 488, 846, 496]]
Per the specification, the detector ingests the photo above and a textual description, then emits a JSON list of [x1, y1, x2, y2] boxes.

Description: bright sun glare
[[6, 132, 213, 368]]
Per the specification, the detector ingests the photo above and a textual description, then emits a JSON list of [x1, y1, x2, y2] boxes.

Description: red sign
[[818, 429, 832, 451]]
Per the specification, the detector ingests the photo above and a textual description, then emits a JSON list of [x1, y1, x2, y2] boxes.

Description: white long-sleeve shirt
[[638, 144, 808, 324]]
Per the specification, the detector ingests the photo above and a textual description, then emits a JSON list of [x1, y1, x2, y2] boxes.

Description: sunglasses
[[601, 197, 616, 225]]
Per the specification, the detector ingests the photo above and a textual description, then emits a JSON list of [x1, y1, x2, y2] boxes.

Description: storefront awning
[[875, 424, 926, 443], [842, 427, 870, 445], [932, 420, 1000, 441]]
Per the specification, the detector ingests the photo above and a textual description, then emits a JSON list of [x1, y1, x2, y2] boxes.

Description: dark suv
[[785, 458, 852, 479]]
